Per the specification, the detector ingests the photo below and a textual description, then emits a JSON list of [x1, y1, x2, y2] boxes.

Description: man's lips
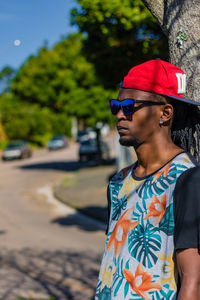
[[117, 126, 128, 133]]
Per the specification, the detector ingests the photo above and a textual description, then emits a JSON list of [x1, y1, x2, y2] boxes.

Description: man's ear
[[160, 104, 174, 125]]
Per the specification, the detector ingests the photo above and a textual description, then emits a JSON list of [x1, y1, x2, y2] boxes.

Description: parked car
[[2, 141, 32, 160], [76, 128, 96, 142], [47, 134, 68, 150], [79, 138, 110, 162], [77, 130, 89, 142]]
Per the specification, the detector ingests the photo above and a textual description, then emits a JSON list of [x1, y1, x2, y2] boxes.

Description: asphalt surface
[[0, 142, 112, 300], [54, 162, 116, 224]]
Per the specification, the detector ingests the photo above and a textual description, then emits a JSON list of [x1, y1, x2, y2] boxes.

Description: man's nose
[[116, 107, 126, 120]]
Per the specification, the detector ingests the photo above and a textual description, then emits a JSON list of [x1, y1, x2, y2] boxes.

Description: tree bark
[[141, 0, 200, 102]]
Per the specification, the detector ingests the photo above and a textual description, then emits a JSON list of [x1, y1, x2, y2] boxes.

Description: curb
[[38, 185, 107, 231]]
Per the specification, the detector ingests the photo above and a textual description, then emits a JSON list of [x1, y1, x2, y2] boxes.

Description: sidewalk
[[54, 162, 116, 224]]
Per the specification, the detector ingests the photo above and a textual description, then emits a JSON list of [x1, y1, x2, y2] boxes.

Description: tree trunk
[[141, 0, 200, 102]]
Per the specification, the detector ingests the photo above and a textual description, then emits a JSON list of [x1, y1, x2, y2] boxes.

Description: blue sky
[[0, 0, 78, 71]]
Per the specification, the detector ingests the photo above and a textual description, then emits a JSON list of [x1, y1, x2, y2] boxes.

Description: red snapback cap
[[122, 59, 200, 106]]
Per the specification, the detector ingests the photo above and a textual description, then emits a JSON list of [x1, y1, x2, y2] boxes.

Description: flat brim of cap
[[165, 94, 200, 106]]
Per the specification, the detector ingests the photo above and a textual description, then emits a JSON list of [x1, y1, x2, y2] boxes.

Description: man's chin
[[119, 137, 135, 147]]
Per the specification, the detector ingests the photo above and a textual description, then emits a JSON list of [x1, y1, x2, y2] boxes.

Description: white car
[[2, 141, 32, 160], [47, 134, 68, 150]]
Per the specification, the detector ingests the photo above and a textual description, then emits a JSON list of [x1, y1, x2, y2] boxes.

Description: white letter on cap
[[176, 73, 186, 94]]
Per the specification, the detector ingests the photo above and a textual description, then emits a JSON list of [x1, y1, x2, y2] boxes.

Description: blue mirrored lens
[[109, 99, 135, 115], [121, 99, 134, 115], [110, 99, 120, 115]]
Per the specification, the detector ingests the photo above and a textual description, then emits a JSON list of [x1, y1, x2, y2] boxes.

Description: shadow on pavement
[[51, 207, 107, 232], [77, 205, 108, 223], [19, 159, 116, 172], [0, 248, 101, 299]]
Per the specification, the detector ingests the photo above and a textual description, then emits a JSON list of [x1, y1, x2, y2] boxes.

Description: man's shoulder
[[164, 152, 198, 187], [171, 152, 198, 170], [173, 154, 200, 205], [110, 163, 136, 183], [175, 164, 200, 188]]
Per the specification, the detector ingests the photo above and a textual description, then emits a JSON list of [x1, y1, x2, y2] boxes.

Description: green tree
[[0, 93, 71, 146], [0, 66, 15, 92], [11, 33, 114, 128], [12, 34, 98, 112], [68, 85, 115, 127], [71, 0, 168, 89]]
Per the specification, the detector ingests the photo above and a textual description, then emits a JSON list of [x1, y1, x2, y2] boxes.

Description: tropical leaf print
[[112, 195, 127, 221], [109, 165, 134, 222], [130, 286, 176, 300], [149, 283, 176, 300], [159, 203, 174, 236], [107, 208, 139, 258], [124, 280, 129, 298], [95, 285, 112, 300], [105, 232, 112, 249], [128, 223, 161, 268], [111, 164, 133, 182], [109, 180, 124, 220], [144, 194, 166, 226], [136, 162, 188, 200], [124, 264, 161, 300], [130, 293, 143, 300], [99, 259, 116, 291], [113, 259, 129, 297], [96, 279, 101, 295], [131, 201, 147, 227], [158, 252, 177, 291], [110, 181, 123, 202]]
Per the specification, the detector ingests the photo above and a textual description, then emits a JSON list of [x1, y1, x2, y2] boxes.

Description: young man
[[95, 60, 200, 300]]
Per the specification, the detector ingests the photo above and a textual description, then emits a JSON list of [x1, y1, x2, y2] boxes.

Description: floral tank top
[[95, 152, 195, 300]]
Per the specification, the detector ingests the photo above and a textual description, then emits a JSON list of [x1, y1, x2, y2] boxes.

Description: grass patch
[[61, 174, 77, 187]]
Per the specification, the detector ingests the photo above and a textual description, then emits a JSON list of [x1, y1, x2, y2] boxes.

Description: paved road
[[0, 143, 106, 299]]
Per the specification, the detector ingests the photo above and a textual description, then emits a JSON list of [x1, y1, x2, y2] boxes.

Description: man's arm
[[176, 248, 200, 300]]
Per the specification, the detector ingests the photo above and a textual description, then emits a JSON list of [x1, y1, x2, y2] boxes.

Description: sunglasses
[[109, 98, 166, 116]]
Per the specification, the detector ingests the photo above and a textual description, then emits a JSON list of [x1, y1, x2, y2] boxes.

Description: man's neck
[[133, 137, 183, 178]]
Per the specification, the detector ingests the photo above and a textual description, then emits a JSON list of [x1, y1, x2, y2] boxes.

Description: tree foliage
[[0, 93, 72, 146], [0, 1, 171, 145], [12, 34, 96, 111], [11, 33, 115, 129], [0, 66, 15, 93], [71, 0, 168, 88]]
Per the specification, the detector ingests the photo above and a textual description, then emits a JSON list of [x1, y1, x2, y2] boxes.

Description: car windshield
[[78, 130, 88, 137], [6, 143, 23, 149]]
